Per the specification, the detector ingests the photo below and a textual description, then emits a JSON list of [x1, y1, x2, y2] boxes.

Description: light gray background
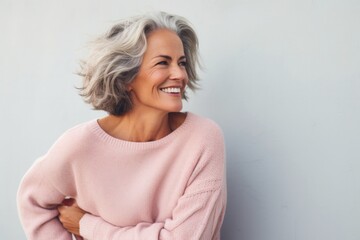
[[1, 0, 359, 239]]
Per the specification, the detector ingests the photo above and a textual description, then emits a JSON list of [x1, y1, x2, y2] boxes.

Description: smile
[[160, 87, 181, 94]]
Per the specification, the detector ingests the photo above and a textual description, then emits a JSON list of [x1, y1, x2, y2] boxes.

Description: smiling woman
[[78, 12, 199, 116], [17, 11, 227, 240]]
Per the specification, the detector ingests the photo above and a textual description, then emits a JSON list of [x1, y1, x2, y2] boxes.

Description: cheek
[[132, 71, 163, 90], [149, 71, 167, 83]]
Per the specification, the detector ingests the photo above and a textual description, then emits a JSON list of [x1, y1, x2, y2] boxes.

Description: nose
[[169, 64, 188, 82]]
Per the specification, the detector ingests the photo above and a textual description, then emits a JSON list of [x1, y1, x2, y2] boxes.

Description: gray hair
[[78, 11, 200, 115]]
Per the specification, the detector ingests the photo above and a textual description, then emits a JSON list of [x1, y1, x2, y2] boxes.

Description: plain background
[[1, 0, 359, 239]]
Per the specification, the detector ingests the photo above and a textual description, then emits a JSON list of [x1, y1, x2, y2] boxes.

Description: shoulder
[[62, 119, 97, 136], [46, 119, 98, 157], [34, 120, 99, 183], [187, 112, 224, 138], [184, 112, 225, 150]]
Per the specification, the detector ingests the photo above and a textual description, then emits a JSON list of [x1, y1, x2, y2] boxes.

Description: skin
[[57, 199, 85, 237], [57, 28, 189, 235]]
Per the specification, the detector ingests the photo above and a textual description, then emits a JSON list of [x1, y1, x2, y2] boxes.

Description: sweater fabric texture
[[17, 112, 227, 240]]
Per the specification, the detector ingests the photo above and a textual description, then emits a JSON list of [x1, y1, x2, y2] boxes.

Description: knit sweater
[[17, 112, 227, 240]]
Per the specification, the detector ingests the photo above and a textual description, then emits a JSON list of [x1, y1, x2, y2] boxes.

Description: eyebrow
[[153, 55, 186, 60]]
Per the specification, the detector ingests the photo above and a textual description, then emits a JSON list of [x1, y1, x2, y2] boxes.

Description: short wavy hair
[[78, 11, 200, 115]]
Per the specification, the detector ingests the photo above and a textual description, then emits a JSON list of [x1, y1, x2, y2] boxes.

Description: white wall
[[1, 0, 359, 239]]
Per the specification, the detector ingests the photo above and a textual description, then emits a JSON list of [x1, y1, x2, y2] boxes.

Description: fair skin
[[57, 29, 189, 236]]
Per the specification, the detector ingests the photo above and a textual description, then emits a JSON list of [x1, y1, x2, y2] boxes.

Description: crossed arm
[[56, 179, 226, 239]]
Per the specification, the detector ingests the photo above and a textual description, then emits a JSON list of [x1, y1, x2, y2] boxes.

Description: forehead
[[144, 29, 185, 57]]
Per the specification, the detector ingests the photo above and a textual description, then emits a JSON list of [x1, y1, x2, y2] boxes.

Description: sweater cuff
[[79, 213, 101, 239]]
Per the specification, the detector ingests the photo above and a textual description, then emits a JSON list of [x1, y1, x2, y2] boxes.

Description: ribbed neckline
[[88, 112, 195, 151]]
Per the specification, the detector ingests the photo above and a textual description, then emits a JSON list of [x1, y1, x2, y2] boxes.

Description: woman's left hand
[[58, 198, 86, 237]]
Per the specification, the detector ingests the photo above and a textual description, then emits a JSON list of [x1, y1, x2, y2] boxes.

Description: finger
[[57, 205, 64, 212], [57, 205, 70, 215]]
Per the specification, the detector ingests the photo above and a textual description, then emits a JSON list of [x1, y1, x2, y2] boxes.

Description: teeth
[[161, 87, 181, 93]]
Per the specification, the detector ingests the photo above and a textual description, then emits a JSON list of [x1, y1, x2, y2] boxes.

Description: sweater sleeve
[[17, 157, 73, 240], [17, 131, 78, 240], [79, 124, 227, 240]]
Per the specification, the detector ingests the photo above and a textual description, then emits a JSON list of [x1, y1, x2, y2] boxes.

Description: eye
[[179, 61, 187, 67], [156, 61, 168, 66]]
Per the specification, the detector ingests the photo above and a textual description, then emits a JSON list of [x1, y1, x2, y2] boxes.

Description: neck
[[99, 110, 172, 142]]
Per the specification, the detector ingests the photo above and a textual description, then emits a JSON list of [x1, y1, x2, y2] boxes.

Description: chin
[[164, 104, 183, 113]]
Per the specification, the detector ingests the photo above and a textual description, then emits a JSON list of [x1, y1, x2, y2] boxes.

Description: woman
[[17, 11, 226, 240]]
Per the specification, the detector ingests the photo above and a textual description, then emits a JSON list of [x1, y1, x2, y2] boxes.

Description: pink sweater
[[17, 112, 226, 240]]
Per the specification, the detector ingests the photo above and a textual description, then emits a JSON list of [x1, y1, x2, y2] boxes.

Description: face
[[129, 29, 189, 114]]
